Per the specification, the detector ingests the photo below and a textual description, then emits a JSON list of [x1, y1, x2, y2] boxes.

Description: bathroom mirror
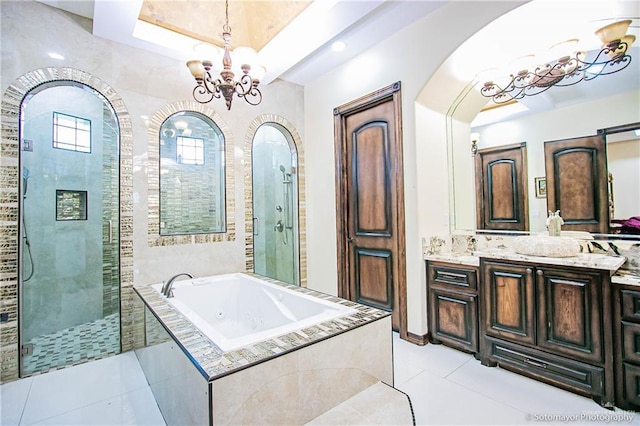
[[451, 93, 640, 236], [442, 0, 640, 238], [159, 111, 226, 235]]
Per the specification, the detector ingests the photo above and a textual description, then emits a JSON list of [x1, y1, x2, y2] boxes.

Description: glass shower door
[[252, 124, 299, 285], [20, 83, 121, 376]]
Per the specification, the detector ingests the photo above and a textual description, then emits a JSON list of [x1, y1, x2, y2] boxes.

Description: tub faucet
[[162, 273, 193, 298]]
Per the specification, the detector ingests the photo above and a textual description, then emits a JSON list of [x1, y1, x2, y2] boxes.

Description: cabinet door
[[622, 363, 640, 409], [536, 267, 602, 363], [483, 260, 535, 345], [429, 287, 478, 352]]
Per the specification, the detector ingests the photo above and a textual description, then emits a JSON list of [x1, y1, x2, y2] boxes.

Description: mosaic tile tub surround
[[134, 273, 393, 424], [134, 273, 389, 379]]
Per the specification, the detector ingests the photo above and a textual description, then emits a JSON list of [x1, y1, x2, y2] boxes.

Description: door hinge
[[20, 343, 33, 357]]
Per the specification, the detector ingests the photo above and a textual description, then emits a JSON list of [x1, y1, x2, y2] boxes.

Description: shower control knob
[[274, 220, 284, 232]]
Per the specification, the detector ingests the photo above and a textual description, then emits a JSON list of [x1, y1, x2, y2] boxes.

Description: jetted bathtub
[[136, 272, 392, 425], [151, 273, 358, 351]]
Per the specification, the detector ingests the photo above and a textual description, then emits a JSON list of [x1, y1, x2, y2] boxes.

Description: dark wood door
[[544, 135, 609, 233], [536, 267, 602, 363], [475, 142, 528, 231], [334, 82, 406, 334], [482, 260, 535, 345]]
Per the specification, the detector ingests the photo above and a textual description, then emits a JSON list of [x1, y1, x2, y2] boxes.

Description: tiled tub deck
[[134, 273, 393, 425]]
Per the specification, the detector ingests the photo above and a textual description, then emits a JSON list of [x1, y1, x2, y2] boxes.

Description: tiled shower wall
[[146, 101, 236, 247], [0, 67, 135, 382], [159, 123, 223, 236], [244, 114, 307, 286]]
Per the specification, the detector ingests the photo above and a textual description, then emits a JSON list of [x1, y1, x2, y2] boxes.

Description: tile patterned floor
[[2, 332, 638, 425], [22, 314, 120, 377]]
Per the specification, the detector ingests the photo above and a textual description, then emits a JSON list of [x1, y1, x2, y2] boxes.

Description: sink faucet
[[161, 273, 193, 297]]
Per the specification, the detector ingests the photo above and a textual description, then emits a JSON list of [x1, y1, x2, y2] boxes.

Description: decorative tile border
[[134, 272, 389, 380], [243, 115, 307, 286], [0, 67, 134, 382], [146, 101, 235, 246]]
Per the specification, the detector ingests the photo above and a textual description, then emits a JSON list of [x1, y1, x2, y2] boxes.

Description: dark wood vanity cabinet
[[480, 258, 614, 407], [613, 284, 640, 410], [426, 261, 479, 354]]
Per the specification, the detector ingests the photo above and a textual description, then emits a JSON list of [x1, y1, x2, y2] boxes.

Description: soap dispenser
[[546, 210, 564, 237]]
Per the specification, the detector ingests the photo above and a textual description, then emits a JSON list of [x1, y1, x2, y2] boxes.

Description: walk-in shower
[[252, 124, 300, 285], [19, 83, 121, 376]]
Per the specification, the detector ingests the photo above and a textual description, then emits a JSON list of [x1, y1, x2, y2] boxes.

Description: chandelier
[[186, 0, 265, 110], [480, 20, 635, 104]]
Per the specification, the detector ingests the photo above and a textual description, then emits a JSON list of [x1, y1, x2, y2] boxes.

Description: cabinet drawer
[[621, 289, 640, 323], [486, 336, 604, 397], [429, 287, 478, 353], [622, 321, 640, 364], [429, 263, 477, 291], [622, 363, 640, 409]]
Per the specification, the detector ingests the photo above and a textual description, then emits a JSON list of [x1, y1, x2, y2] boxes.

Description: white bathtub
[[152, 273, 358, 352]]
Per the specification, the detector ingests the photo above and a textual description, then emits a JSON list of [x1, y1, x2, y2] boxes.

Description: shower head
[[279, 165, 286, 172]]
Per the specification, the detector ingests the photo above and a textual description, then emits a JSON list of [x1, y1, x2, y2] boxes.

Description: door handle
[[347, 236, 354, 243]]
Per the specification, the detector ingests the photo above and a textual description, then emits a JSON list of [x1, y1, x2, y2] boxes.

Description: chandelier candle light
[[186, 0, 265, 110], [481, 20, 635, 104]]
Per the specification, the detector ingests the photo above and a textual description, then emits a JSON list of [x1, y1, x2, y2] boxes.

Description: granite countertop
[[612, 270, 640, 287], [474, 250, 627, 272], [425, 251, 636, 287]]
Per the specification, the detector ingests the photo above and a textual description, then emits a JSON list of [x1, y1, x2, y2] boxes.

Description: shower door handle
[[253, 217, 259, 235]]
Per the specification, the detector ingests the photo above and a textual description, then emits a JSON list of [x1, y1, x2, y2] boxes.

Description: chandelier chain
[[223, 0, 231, 34]]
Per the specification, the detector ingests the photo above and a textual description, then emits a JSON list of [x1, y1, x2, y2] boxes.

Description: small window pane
[[77, 120, 91, 131], [57, 126, 75, 142]]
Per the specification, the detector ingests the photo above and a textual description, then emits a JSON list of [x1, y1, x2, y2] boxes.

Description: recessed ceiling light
[[331, 41, 346, 52], [48, 52, 64, 60]]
